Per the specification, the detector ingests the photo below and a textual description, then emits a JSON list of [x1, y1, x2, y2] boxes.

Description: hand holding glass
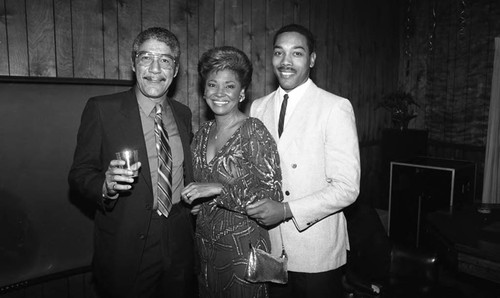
[[115, 149, 139, 177]]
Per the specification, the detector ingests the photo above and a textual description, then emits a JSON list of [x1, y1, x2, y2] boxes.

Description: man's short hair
[[273, 24, 316, 54], [131, 27, 180, 65]]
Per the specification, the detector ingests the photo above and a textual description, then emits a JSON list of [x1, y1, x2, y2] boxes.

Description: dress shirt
[[274, 78, 313, 131], [138, 97, 184, 205]]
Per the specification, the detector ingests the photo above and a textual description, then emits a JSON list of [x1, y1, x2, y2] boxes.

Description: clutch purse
[[244, 226, 288, 284]]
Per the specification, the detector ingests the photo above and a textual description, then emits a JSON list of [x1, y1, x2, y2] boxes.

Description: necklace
[[214, 123, 223, 140], [213, 120, 236, 140]]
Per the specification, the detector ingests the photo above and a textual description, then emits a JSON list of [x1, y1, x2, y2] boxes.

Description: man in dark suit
[[69, 27, 196, 298]]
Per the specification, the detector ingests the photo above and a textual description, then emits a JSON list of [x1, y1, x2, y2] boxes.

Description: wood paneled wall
[[0, 0, 399, 132], [399, 0, 500, 200], [0, 0, 400, 207]]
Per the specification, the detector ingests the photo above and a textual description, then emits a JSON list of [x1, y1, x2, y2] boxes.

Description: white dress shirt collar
[[274, 78, 313, 129]]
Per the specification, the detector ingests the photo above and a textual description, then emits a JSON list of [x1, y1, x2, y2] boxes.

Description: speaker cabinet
[[380, 129, 428, 209], [388, 157, 476, 247]]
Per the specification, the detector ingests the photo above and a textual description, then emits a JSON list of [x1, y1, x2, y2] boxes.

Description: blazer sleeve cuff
[[289, 201, 317, 232], [100, 183, 118, 210]]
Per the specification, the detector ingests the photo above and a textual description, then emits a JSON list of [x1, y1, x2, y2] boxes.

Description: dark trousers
[[134, 204, 196, 298], [270, 266, 344, 298]]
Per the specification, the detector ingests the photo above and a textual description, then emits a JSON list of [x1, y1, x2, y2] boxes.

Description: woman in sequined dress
[[181, 46, 283, 298]]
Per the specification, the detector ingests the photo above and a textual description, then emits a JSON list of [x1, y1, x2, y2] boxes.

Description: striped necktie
[[278, 94, 289, 137], [154, 104, 173, 217]]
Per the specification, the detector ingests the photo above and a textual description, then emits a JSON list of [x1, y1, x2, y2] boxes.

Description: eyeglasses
[[135, 51, 176, 70]]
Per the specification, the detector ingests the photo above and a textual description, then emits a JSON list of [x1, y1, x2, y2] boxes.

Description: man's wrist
[[102, 192, 119, 200], [102, 183, 118, 200]]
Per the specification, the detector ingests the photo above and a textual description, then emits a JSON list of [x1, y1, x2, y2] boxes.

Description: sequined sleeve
[[214, 118, 283, 213]]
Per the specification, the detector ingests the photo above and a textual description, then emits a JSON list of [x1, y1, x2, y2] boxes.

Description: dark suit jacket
[[68, 88, 194, 296]]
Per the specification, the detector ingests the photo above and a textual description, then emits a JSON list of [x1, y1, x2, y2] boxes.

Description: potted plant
[[376, 90, 419, 130]]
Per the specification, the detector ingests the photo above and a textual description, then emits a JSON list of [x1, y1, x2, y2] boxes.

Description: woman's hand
[[181, 182, 223, 204], [190, 204, 202, 215]]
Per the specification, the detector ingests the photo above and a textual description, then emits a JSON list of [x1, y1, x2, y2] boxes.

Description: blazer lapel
[[260, 92, 280, 141], [278, 83, 318, 150], [166, 98, 194, 184], [119, 89, 153, 193]]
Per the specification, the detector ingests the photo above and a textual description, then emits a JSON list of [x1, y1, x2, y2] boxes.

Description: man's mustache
[[277, 67, 296, 73]]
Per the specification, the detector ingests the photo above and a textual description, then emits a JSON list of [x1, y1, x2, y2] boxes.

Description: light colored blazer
[[250, 81, 361, 272]]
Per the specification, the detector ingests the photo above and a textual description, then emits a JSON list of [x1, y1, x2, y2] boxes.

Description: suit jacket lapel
[[278, 83, 318, 150], [261, 92, 280, 141], [166, 98, 194, 184], [119, 89, 153, 192]]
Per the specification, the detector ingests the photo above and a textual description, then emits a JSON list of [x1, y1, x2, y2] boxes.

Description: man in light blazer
[[247, 24, 361, 297], [69, 28, 196, 298]]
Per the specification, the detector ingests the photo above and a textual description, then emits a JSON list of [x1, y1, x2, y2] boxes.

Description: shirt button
[[285, 191, 290, 196], [292, 164, 297, 169], [139, 234, 145, 240]]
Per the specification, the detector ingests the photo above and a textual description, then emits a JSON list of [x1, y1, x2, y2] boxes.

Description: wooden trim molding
[[0, 76, 134, 86], [0, 266, 91, 294]]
